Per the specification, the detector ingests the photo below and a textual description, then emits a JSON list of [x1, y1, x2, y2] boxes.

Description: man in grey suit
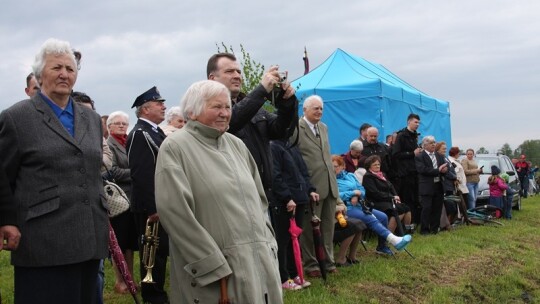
[[296, 95, 341, 277], [0, 38, 108, 304]]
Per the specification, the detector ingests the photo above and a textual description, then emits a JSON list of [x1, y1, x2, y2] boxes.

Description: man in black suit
[[392, 113, 422, 223], [126, 86, 169, 304], [415, 135, 448, 235]]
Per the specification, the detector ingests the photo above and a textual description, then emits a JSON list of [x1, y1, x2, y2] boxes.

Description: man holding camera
[[207, 53, 297, 206]]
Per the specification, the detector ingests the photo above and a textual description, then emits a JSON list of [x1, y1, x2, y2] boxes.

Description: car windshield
[[476, 157, 499, 174]]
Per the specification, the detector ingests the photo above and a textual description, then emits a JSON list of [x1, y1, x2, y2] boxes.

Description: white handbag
[[103, 180, 130, 217]]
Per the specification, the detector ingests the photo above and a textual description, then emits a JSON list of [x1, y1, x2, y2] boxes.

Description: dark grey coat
[[0, 95, 109, 267]]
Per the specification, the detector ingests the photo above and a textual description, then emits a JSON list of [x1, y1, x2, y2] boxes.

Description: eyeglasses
[[111, 122, 128, 126]]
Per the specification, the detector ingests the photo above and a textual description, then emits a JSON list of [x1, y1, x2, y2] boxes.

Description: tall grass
[[2, 197, 540, 303]]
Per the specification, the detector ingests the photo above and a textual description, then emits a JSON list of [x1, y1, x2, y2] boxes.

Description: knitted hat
[[491, 165, 501, 175]]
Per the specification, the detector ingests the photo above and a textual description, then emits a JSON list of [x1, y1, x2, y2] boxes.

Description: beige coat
[[461, 158, 480, 183], [155, 121, 282, 304]]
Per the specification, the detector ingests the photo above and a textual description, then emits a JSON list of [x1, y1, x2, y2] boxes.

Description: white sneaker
[[282, 279, 302, 290], [293, 276, 311, 288]]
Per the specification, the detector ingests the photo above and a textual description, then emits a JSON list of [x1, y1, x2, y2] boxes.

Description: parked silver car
[[471, 154, 522, 210]]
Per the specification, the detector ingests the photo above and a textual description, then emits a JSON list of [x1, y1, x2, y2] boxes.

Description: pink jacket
[[489, 176, 508, 197]]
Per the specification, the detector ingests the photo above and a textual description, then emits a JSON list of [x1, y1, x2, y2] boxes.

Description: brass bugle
[[141, 218, 160, 284]]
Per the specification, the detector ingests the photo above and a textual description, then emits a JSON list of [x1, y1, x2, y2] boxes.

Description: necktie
[[314, 124, 320, 138], [429, 153, 437, 169], [157, 126, 165, 136]]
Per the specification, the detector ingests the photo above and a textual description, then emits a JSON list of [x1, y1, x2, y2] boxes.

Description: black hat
[[491, 165, 501, 175], [131, 86, 165, 108]]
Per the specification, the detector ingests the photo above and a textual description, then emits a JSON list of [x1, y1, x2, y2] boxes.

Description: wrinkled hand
[[393, 196, 401, 203], [439, 163, 448, 173], [0, 225, 21, 251], [280, 80, 296, 100], [336, 204, 346, 213], [261, 66, 280, 93], [350, 196, 359, 205], [309, 192, 320, 203], [286, 200, 297, 213]]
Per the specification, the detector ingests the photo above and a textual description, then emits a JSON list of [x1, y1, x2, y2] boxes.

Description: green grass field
[[2, 196, 540, 303]]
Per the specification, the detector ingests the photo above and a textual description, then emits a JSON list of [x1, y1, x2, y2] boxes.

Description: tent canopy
[[292, 48, 451, 155]]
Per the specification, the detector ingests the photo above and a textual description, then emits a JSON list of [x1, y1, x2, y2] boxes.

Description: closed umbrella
[[309, 200, 327, 281], [108, 221, 140, 304], [288, 211, 305, 286]]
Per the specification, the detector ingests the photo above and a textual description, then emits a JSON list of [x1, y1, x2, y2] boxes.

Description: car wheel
[[513, 195, 522, 210]]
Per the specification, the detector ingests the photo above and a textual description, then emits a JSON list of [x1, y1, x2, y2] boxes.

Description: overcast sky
[[1, 1, 538, 153]]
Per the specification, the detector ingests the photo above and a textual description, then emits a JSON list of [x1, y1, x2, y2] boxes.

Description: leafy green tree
[[500, 143, 513, 157], [216, 43, 265, 94], [477, 147, 489, 154], [515, 140, 540, 166]]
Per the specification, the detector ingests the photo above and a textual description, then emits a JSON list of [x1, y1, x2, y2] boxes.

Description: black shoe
[[336, 261, 352, 267], [346, 256, 360, 264]]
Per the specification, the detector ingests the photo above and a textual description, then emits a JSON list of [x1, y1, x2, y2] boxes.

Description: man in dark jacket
[[362, 127, 392, 175], [207, 53, 297, 203], [126, 86, 169, 304], [391, 113, 422, 223]]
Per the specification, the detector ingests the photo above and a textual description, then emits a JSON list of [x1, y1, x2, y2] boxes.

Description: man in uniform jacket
[[126, 86, 169, 304], [391, 113, 422, 223], [207, 53, 297, 204], [415, 136, 448, 235], [296, 95, 342, 277], [0, 38, 108, 304]]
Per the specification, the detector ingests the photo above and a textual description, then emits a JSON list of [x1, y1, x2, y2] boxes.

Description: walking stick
[[392, 199, 415, 259]]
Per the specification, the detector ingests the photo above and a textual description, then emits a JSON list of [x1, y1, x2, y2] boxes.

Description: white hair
[[106, 111, 129, 130], [421, 135, 436, 148], [303, 95, 323, 110], [350, 139, 364, 151], [180, 80, 230, 120], [32, 38, 77, 83], [165, 106, 184, 123]]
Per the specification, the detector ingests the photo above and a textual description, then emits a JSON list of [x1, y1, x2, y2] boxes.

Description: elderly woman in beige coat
[[155, 80, 281, 304]]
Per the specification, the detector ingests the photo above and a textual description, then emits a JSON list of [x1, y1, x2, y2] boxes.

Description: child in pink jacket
[[488, 165, 508, 209]]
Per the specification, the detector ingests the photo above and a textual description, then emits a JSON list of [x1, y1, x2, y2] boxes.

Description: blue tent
[[292, 48, 451, 154]]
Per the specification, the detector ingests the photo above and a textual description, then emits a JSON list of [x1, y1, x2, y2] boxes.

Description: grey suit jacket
[[0, 95, 109, 267], [296, 118, 338, 199]]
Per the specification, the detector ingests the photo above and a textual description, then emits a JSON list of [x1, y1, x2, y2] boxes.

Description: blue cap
[[131, 86, 165, 108]]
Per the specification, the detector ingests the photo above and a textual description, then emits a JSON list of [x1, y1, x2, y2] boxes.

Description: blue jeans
[[347, 206, 390, 248], [489, 196, 504, 209], [466, 182, 478, 209]]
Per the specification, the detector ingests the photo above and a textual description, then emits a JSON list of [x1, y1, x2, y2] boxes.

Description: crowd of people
[[0, 38, 536, 303]]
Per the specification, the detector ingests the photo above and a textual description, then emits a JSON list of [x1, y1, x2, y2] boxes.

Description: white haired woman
[[161, 106, 185, 136], [106, 111, 139, 294], [155, 80, 281, 304], [0, 38, 108, 303]]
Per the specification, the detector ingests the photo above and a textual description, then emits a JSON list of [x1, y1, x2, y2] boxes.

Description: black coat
[[228, 85, 297, 203], [362, 141, 392, 174], [415, 151, 446, 196], [391, 127, 420, 177], [126, 119, 166, 214], [362, 171, 397, 211], [270, 140, 315, 207]]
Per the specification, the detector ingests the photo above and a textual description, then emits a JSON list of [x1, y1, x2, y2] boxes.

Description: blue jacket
[[336, 170, 366, 211]]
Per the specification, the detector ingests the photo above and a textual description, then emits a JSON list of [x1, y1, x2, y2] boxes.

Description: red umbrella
[[108, 221, 140, 304], [288, 212, 305, 286]]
